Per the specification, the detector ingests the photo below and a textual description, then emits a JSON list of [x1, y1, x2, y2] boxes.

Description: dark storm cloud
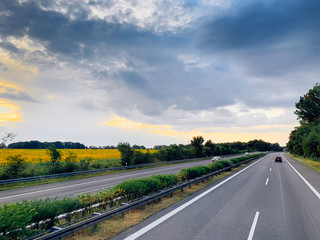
[[198, 0, 320, 51], [0, 0, 160, 59], [194, 0, 320, 110]]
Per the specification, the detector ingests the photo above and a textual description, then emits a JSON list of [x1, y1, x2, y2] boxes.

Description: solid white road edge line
[[265, 178, 269, 186], [123, 155, 267, 240], [282, 155, 320, 200], [247, 211, 260, 240]]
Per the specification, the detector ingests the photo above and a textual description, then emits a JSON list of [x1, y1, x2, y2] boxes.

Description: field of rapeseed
[[0, 149, 157, 165]]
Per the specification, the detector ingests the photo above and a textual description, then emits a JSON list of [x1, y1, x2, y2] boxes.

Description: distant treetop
[[8, 141, 86, 149]]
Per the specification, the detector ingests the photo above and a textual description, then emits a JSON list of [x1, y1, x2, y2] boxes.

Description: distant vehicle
[[212, 156, 221, 162], [245, 152, 250, 156], [275, 156, 282, 162]]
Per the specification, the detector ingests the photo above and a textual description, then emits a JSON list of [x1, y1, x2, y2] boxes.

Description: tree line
[[118, 138, 282, 166], [7, 141, 86, 149], [287, 83, 320, 160]]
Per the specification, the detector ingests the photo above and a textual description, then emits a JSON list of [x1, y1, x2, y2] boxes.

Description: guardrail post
[[181, 188, 184, 192], [121, 212, 125, 219]]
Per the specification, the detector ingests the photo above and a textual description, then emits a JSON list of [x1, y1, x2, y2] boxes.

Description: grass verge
[[63, 161, 253, 240], [287, 153, 320, 173]]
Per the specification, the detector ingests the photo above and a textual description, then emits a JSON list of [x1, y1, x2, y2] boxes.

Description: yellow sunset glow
[[0, 99, 21, 122], [0, 80, 22, 92], [0, 50, 38, 78], [100, 115, 292, 145]]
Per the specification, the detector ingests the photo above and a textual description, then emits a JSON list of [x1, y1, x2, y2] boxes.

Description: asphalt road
[[0, 154, 245, 205], [112, 153, 320, 240]]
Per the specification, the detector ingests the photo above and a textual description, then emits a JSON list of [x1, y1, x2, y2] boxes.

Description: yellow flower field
[[0, 149, 157, 165]]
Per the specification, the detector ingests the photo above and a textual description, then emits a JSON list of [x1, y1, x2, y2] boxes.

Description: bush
[[208, 161, 224, 172], [5, 155, 26, 178], [133, 150, 155, 165], [151, 174, 178, 188], [30, 198, 64, 229], [231, 156, 246, 164], [0, 201, 37, 240], [115, 177, 161, 198], [79, 158, 91, 171], [178, 166, 209, 181], [219, 160, 232, 169], [63, 152, 78, 172]]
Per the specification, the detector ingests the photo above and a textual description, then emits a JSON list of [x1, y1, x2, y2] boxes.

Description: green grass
[[288, 153, 320, 173]]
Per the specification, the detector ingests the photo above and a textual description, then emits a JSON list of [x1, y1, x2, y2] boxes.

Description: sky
[[0, 0, 319, 147]]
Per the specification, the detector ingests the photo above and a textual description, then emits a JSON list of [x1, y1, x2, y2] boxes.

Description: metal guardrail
[[31, 154, 265, 240], [0, 153, 248, 186], [0, 157, 212, 185]]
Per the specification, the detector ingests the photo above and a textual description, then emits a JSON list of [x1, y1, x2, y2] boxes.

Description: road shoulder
[[282, 153, 320, 194]]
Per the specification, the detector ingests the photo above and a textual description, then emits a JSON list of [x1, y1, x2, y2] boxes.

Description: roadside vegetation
[[0, 153, 263, 239], [67, 169, 240, 240], [287, 83, 320, 161], [0, 137, 279, 181], [287, 153, 320, 173]]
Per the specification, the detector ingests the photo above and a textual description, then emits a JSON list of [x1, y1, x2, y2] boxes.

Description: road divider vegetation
[[0, 153, 263, 239]]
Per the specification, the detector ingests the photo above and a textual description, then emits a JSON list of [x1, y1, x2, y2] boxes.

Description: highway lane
[[0, 154, 245, 205], [112, 153, 320, 240]]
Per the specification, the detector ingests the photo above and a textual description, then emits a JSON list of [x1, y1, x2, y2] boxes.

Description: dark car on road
[[275, 156, 282, 162]]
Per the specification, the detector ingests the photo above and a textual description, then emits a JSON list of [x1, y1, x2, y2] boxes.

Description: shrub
[[115, 177, 161, 198], [208, 161, 224, 172], [151, 174, 178, 188], [219, 160, 232, 169], [178, 166, 209, 181], [0, 201, 37, 240], [5, 154, 26, 178], [29, 198, 68, 229], [133, 150, 154, 165], [79, 157, 91, 171], [63, 152, 78, 172]]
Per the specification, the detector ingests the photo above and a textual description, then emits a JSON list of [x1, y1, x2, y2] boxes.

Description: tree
[[191, 136, 205, 158], [47, 145, 62, 173], [118, 142, 134, 166], [295, 83, 320, 124], [204, 140, 216, 156], [0, 130, 17, 148]]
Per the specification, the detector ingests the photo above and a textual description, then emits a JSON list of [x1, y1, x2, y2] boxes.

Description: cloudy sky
[[0, 0, 319, 147]]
